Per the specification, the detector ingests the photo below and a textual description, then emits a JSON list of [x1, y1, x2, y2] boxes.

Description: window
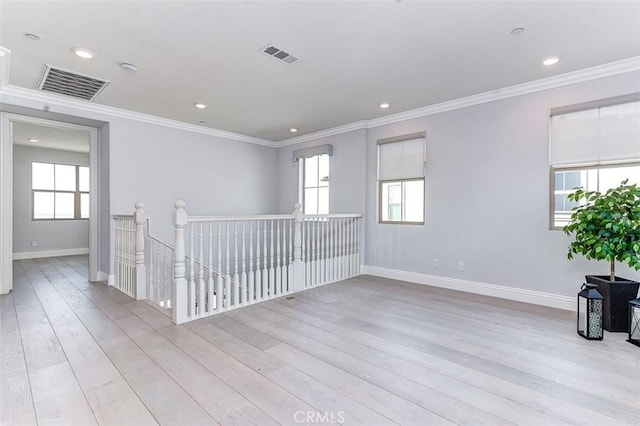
[[293, 144, 333, 215], [378, 132, 426, 224], [302, 154, 329, 215], [32, 162, 89, 220], [550, 97, 640, 228]]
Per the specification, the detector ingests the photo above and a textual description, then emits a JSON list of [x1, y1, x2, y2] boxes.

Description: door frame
[[1, 113, 99, 293]]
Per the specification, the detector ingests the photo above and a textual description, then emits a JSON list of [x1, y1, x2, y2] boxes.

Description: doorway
[[1, 114, 99, 293]]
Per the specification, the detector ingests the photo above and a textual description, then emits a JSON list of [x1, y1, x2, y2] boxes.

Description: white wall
[[12, 145, 89, 254]]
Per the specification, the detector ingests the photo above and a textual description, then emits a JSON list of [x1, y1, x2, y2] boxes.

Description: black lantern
[[577, 283, 603, 340], [628, 299, 640, 347]]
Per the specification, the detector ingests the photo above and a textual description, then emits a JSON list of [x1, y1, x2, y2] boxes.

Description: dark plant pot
[[585, 275, 640, 332]]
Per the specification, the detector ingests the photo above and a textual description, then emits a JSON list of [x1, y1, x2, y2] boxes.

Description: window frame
[[32, 161, 90, 221], [549, 161, 640, 230], [378, 177, 425, 225], [377, 132, 426, 225], [300, 154, 330, 215]]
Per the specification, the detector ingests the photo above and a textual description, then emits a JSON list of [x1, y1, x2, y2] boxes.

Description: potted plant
[[564, 179, 640, 332]]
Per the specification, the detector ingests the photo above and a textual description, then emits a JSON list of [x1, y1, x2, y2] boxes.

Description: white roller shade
[[378, 135, 425, 181], [550, 100, 640, 166]]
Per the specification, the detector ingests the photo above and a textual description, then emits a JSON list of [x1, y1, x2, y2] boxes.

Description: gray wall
[[277, 129, 367, 214], [12, 145, 89, 254], [281, 71, 640, 298], [108, 118, 278, 243]]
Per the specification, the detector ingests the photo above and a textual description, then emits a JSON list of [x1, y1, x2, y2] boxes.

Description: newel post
[[292, 203, 305, 291], [173, 200, 188, 324], [134, 202, 147, 300]]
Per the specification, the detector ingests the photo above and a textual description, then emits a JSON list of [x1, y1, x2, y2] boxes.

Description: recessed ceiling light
[[119, 62, 139, 72], [194, 102, 207, 109], [24, 33, 40, 41], [379, 102, 390, 109], [510, 27, 525, 36], [27, 138, 39, 143], [543, 56, 560, 66], [290, 128, 298, 133], [73, 48, 94, 59]]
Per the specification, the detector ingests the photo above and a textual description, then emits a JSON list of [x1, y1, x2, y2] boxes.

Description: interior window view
[[1, 2, 639, 426], [302, 153, 329, 215], [32, 162, 90, 220]]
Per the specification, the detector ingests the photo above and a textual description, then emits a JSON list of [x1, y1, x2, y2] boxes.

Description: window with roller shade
[[549, 96, 640, 228], [378, 132, 426, 224]]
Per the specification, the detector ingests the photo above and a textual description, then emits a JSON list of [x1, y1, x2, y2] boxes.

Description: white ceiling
[[1, 1, 639, 142], [13, 122, 90, 153]]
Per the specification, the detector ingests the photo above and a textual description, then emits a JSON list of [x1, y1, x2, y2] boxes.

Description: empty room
[[1, 1, 639, 425]]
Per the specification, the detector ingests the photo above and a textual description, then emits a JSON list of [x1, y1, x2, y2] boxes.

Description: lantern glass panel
[[588, 299, 603, 339], [578, 295, 587, 335], [631, 305, 640, 341]]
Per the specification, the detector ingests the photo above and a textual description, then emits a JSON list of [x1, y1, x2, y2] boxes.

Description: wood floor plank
[[185, 318, 401, 426], [5, 256, 639, 426], [12, 261, 98, 426], [225, 307, 521, 426], [267, 293, 636, 426], [25, 258, 157, 426], [158, 324, 316, 425], [42, 259, 216, 426], [239, 304, 573, 426], [265, 342, 455, 425], [0, 290, 37, 426], [295, 283, 640, 401], [114, 314, 275, 426]]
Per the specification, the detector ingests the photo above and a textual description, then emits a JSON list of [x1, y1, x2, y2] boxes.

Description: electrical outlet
[[31, 240, 38, 247], [457, 261, 464, 271], [432, 258, 438, 268]]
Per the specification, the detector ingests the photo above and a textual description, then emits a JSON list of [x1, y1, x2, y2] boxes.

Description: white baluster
[[275, 220, 282, 295], [147, 239, 154, 302], [287, 219, 293, 292], [208, 222, 214, 313], [173, 200, 188, 324], [196, 223, 204, 316], [304, 218, 310, 287], [248, 221, 255, 304], [233, 221, 240, 306], [255, 221, 262, 300], [189, 223, 196, 317], [262, 220, 268, 299], [292, 204, 305, 292], [225, 221, 232, 308], [134, 203, 146, 300], [241, 221, 247, 304], [269, 220, 275, 297], [320, 217, 326, 285], [216, 222, 223, 311]]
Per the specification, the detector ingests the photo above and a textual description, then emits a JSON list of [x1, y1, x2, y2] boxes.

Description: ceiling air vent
[[262, 44, 299, 65], [38, 65, 110, 101]]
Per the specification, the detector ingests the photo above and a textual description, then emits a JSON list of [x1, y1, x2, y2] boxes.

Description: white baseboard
[[13, 247, 89, 260], [362, 265, 576, 311], [107, 274, 114, 286], [96, 271, 109, 283]]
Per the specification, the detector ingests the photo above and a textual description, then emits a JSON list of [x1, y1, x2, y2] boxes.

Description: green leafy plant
[[564, 179, 640, 280]]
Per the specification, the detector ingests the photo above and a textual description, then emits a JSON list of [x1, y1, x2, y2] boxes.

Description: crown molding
[[0, 84, 276, 148], [277, 121, 368, 147], [277, 56, 640, 145]]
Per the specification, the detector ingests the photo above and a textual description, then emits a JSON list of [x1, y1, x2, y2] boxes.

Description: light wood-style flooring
[[1, 255, 639, 425]]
